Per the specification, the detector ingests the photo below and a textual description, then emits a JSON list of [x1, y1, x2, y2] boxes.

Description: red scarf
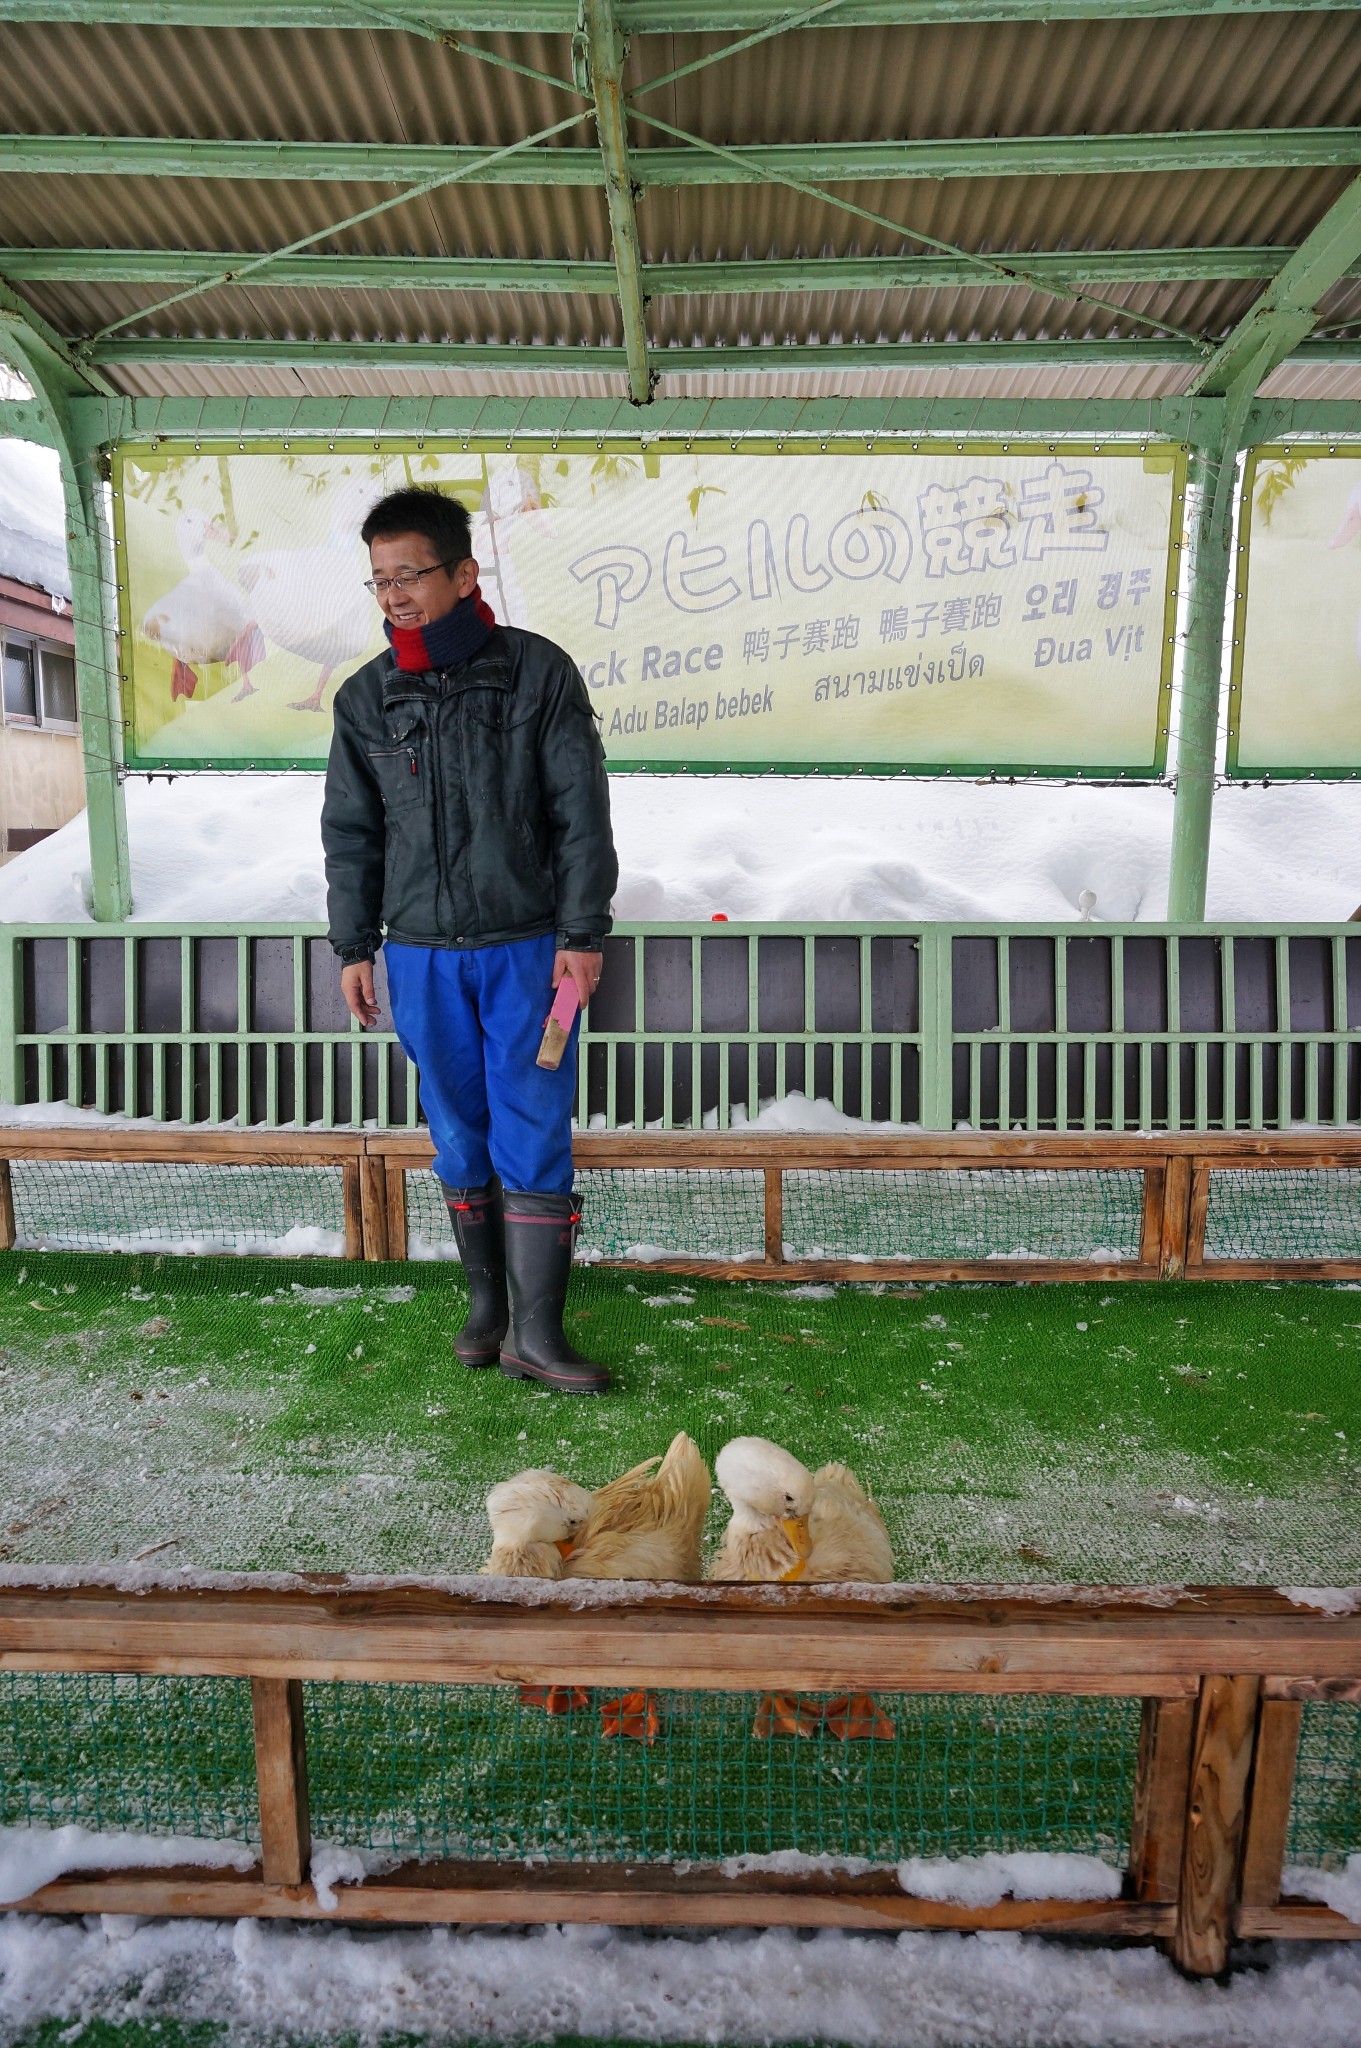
[[385, 584, 497, 674]]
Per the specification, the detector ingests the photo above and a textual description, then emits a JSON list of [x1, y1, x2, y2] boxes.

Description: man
[[321, 486, 618, 1394]]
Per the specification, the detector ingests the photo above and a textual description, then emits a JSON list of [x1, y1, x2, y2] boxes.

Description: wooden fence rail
[[0, 1578, 1359, 1972], [4, 1125, 1361, 1281]]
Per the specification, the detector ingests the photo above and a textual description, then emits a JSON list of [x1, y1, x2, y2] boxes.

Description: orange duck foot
[[753, 1693, 823, 1740], [600, 1688, 660, 1742], [518, 1684, 591, 1716], [822, 1692, 896, 1741]]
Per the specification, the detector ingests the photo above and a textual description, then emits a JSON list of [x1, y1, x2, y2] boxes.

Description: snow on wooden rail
[[4, 1124, 1361, 1280], [0, 1576, 1358, 1974]]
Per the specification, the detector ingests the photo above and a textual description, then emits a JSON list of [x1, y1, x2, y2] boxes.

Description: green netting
[[0, 1672, 259, 1842], [781, 1169, 1144, 1263], [1286, 1703, 1361, 1868], [304, 1682, 1137, 1867], [9, 1159, 347, 1257], [1204, 1170, 1361, 1262], [404, 1167, 766, 1262]]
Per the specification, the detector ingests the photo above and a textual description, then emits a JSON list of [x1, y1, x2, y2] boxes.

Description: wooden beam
[[1174, 1675, 1261, 1976], [2, 1856, 1177, 1935], [384, 1161, 408, 1263], [250, 1677, 311, 1889], [1238, 1903, 1361, 1939], [0, 1158, 14, 1252], [1239, 1698, 1302, 1912], [1130, 1695, 1196, 1902], [1138, 1165, 1166, 1270], [1, 1581, 1358, 1692], [359, 1156, 389, 1262], [341, 1158, 363, 1262]]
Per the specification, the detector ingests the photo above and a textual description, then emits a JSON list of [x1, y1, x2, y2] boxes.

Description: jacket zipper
[[430, 687, 452, 938]]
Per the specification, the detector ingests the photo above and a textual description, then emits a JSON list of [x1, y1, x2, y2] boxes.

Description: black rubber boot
[[500, 1192, 610, 1394], [441, 1177, 508, 1368]]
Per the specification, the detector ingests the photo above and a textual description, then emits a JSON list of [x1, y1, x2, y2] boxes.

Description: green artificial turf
[[1, 1248, 1358, 1583]]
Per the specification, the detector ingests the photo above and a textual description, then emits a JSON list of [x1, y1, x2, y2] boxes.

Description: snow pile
[[4, 1913, 1361, 2046], [0, 441, 71, 600], [15, 1222, 346, 1258], [1278, 1588, 1361, 1616], [3, 771, 1361, 929], [1283, 1855, 1361, 1924], [308, 1843, 403, 1913], [896, 1850, 1122, 1907], [0, 1825, 254, 1906]]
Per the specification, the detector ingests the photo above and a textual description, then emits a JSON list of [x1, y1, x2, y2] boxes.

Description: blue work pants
[[384, 934, 579, 1195]]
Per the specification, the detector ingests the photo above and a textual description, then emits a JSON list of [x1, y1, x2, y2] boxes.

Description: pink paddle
[[536, 976, 581, 1070]]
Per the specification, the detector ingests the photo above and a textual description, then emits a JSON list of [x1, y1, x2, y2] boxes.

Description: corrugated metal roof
[[0, 10, 1358, 401]]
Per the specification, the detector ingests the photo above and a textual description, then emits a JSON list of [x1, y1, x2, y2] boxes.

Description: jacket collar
[[381, 626, 511, 708]]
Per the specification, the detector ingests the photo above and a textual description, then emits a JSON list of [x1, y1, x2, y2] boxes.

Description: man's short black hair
[[360, 486, 473, 563]]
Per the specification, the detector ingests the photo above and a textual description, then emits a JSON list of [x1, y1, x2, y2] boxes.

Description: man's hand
[[553, 949, 603, 1009], [341, 960, 382, 1028]]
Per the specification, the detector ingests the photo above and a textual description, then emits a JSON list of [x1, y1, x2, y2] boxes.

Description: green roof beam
[[581, 0, 653, 405], [1190, 169, 1361, 409], [0, 1, 1357, 27], [8, 242, 1360, 293], [83, 334, 1361, 369], [3, 126, 1359, 185]]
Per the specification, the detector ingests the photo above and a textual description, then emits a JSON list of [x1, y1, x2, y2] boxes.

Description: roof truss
[[0, 0, 1355, 26]]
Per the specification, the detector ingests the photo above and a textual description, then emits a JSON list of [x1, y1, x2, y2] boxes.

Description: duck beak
[[555, 1537, 576, 1559], [780, 1514, 812, 1562]]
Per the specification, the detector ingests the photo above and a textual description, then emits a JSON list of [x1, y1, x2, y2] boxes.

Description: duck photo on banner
[[115, 440, 1183, 777]]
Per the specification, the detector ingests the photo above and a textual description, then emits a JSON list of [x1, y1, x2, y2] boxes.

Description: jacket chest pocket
[[367, 739, 426, 810]]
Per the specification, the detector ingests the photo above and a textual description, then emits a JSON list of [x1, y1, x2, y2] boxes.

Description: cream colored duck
[[562, 1430, 711, 1584], [481, 1467, 594, 1579], [708, 1436, 893, 1584], [234, 477, 379, 713], [139, 509, 264, 704]]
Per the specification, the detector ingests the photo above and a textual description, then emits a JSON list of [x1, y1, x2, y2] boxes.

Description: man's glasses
[[364, 560, 459, 597]]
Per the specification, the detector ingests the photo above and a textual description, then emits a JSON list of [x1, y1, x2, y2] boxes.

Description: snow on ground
[[4, 1912, 1361, 2047], [2, 771, 1360, 928], [0, 440, 70, 601], [0, 1826, 253, 1907]]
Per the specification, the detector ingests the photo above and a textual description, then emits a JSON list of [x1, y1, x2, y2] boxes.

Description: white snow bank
[[896, 1850, 1122, 1908], [1283, 1856, 1361, 1924], [0, 1824, 253, 1905], [4, 1913, 1361, 2047], [3, 771, 1361, 928], [720, 1851, 880, 1879], [308, 1842, 403, 1913], [14, 1224, 346, 1258]]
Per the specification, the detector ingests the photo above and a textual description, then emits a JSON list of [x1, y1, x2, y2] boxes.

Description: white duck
[[708, 1437, 893, 1585], [1328, 481, 1361, 664], [235, 482, 378, 713], [482, 1467, 594, 1579], [561, 1431, 712, 1584], [139, 509, 264, 704]]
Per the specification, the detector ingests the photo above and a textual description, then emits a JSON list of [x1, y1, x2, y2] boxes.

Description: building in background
[[0, 571, 82, 862]]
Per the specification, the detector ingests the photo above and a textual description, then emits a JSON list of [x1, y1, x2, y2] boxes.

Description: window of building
[[0, 633, 79, 731]]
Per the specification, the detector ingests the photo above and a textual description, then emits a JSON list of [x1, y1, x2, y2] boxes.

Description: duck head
[[175, 509, 229, 563], [715, 1436, 814, 1561], [486, 1468, 594, 1557]]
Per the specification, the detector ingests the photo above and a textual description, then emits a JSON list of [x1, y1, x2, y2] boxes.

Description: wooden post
[[0, 1158, 15, 1252], [1130, 1695, 1196, 1900], [1240, 1699, 1304, 1910], [1174, 1675, 1261, 1975], [360, 1156, 389, 1262], [341, 1158, 364, 1262], [1159, 1154, 1192, 1278], [1185, 1162, 1212, 1273], [1139, 1165, 1167, 1272], [763, 1167, 784, 1265], [385, 1161, 408, 1263], [250, 1677, 311, 1889]]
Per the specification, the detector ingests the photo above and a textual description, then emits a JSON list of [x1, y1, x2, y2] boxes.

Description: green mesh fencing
[[781, 1169, 1145, 1263], [1286, 1703, 1361, 1869], [1204, 1171, 1361, 1262], [9, 1159, 347, 1257], [404, 1165, 767, 1264], [304, 1682, 1137, 1868], [0, 1672, 259, 1843]]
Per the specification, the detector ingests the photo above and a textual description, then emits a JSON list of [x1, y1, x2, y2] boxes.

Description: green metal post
[[582, 0, 654, 406], [1167, 429, 1235, 923], [917, 924, 954, 1131], [0, 298, 133, 921]]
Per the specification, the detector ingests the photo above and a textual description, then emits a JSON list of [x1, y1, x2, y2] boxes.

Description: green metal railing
[[2, 921, 1357, 1133]]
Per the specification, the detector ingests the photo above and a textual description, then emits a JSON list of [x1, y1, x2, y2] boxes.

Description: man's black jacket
[[321, 626, 618, 964]]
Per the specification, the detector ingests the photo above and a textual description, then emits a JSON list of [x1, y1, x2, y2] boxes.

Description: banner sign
[[114, 440, 1182, 775], [1229, 447, 1361, 779]]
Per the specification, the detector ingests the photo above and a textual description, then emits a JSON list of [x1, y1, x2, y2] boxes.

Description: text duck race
[[117, 444, 1179, 775]]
